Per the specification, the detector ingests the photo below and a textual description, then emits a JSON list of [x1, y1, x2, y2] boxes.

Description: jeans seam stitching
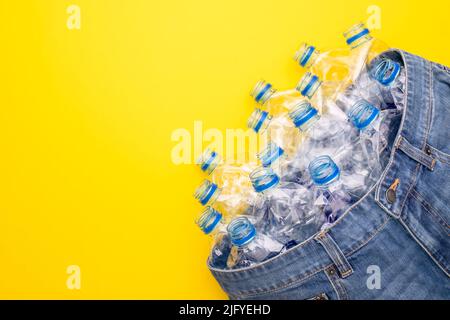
[[409, 188, 450, 230], [398, 162, 420, 216], [398, 139, 434, 170], [402, 209, 448, 262], [324, 268, 344, 300], [399, 59, 431, 216], [374, 51, 409, 213], [234, 263, 334, 299], [435, 63, 450, 75], [423, 60, 433, 149], [427, 145, 450, 163], [321, 240, 346, 274], [209, 230, 324, 275], [233, 214, 391, 298], [327, 269, 349, 300], [344, 215, 391, 257], [398, 219, 450, 277], [324, 235, 353, 276]]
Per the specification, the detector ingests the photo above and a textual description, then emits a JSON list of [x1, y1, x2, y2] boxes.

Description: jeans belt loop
[[315, 232, 353, 278], [395, 135, 436, 171]]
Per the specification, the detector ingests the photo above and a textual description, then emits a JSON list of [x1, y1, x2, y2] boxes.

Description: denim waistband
[[208, 186, 390, 299], [208, 49, 444, 298]]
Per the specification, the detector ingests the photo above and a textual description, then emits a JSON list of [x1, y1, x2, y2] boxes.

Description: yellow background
[[0, 0, 449, 299]]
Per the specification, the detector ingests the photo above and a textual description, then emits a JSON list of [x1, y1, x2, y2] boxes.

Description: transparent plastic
[[196, 150, 257, 218], [367, 57, 405, 110], [343, 23, 405, 108], [196, 206, 226, 235], [247, 108, 303, 157], [308, 155, 352, 228], [334, 93, 390, 196], [296, 72, 322, 99], [294, 43, 357, 99], [196, 207, 231, 267], [195, 23, 406, 271], [294, 43, 321, 68], [293, 101, 383, 200], [226, 217, 284, 269], [248, 166, 321, 243], [281, 101, 352, 184], [250, 80, 303, 116]]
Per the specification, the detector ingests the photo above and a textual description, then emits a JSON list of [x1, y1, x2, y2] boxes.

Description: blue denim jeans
[[208, 50, 450, 300]]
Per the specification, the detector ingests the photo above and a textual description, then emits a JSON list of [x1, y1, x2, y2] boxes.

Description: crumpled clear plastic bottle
[[367, 57, 405, 110], [334, 88, 391, 196], [248, 166, 321, 243], [254, 100, 348, 181], [256, 141, 290, 177], [282, 100, 354, 185], [250, 80, 301, 116], [343, 23, 405, 110], [294, 43, 356, 99], [308, 155, 352, 228], [195, 149, 257, 217], [196, 206, 231, 268], [226, 216, 284, 269]]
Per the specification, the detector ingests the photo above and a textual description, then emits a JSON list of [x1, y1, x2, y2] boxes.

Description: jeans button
[[386, 178, 400, 204], [386, 188, 396, 204]]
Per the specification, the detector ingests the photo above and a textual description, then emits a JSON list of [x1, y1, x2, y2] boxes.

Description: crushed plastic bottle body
[[367, 57, 405, 110], [308, 155, 352, 228], [334, 94, 387, 196], [196, 150, 257, 217], [248, 167, 321, 243], [294, 43, 357, 99], [257, 141, 290, 177], [250, 80, 302, 116], [248, 108, 304, 158], [283, 101, 355, 184], [256, 100, 341, 180], [343, 23, 405, 111], [194, 22, 406, 271], [196, 207, 231, 268]]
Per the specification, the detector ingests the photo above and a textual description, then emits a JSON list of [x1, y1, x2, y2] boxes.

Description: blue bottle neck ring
[[227, 217, 257, 247]]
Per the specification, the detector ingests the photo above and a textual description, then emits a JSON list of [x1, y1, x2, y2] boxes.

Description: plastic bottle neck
[[251, 80, 276, 105], [197, 207, 223, 235], [309, 155, 340, 187], [197, 149, 222, 174], [369, 58, 401, 86], [296, 72, 322, 98], [258, 142, 284, 167], [294, 43, 320, 68], [288, 100, 321, 131], [344, 23, 373, 49], [250, 167, 280, 193], [227, 217, 257, 247], [247, 108, 272, 133], [347, 99, 380, 130], [194, 180, 221, 206]]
